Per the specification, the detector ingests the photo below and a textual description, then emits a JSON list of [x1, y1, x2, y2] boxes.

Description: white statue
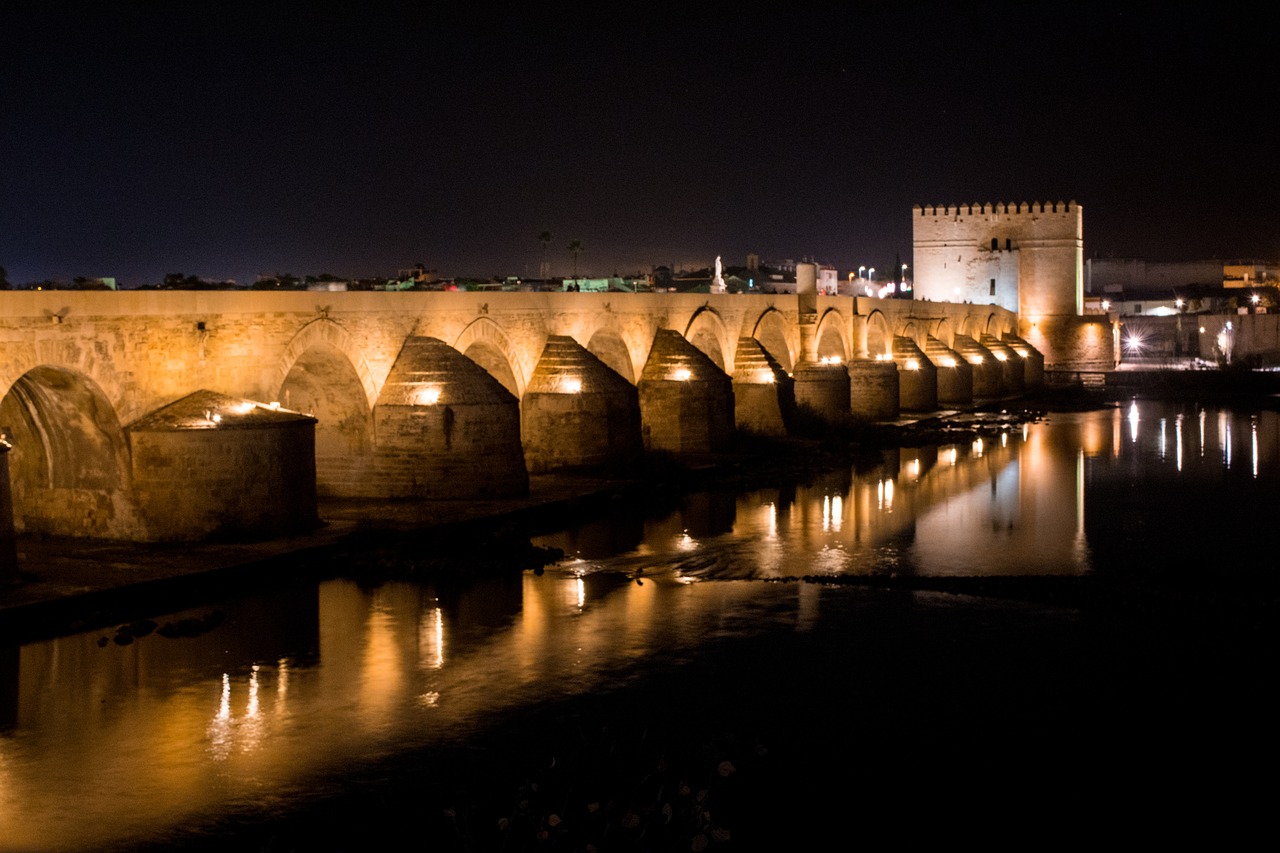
[[712, 255, 726, 293]]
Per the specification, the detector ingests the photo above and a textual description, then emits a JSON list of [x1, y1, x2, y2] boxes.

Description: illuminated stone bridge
[[0, 282, 1044, 541]]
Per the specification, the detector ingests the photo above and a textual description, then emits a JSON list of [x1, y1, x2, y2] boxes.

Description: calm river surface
[[1, 400, 1277, 850]]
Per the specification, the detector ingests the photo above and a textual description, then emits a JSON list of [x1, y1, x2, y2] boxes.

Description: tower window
[[989, 279, 996, 296], [1006, 238, 1011, 251], [991, 238, 998, 251]]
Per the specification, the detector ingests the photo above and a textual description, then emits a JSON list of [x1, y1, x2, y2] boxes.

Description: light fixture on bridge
[[672, 367, 692, 381], [938, 356, 957, 368], [904, 358, 920, 371], [967, 355, 985, 365], [757, 371, 776, 384], [417, 386, 442, 405], [561, 377, 583, 394], [820, 356, 842, 365], [993, 352, 1008, 362]]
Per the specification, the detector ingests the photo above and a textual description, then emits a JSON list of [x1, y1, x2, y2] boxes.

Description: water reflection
[[1, 401, 1278, 849]]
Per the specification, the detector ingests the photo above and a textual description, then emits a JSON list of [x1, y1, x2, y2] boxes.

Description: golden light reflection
[[419, 606, 445, 670], [1128, 400, 1139, 444], [906, 458, 920, 480], [1220, 410, 1231, 468], [1200, 408, 1206, 458], [1176, 413, 1184, 472], [763, 502, 777, 539], [1252, 416, 1259, 478], [972, 437, 983, 456], [677, 531, 697, 551], [1158, 418, 1166, 459]]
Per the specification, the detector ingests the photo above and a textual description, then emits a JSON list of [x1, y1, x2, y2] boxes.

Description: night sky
[[3, 3, 1276, 287]]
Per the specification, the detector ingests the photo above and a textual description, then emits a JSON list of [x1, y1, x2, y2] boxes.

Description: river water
[[1, 400, 1277, 850]]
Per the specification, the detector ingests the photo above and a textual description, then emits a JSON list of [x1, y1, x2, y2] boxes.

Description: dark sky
[[3, 3, 1276, 286]]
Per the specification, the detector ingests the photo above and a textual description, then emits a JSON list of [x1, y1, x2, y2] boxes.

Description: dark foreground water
[[1, 400, 1277, 850]]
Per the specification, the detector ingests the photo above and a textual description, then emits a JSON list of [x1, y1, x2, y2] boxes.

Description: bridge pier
[[128, 391, 319, 541], [924, 335, 973, 409], [793, 362, 851, 424], [893, 337, 938, 412], [638, 329, 734, 454], [732, 337, 794, 436], [847, 359, 900, 421], [1003, 334, 1045, 391], [521, 336, 641, 474], [373, 337, 529, 498], [953, 335, 1004, 401], [980, 335, 1026, 397]]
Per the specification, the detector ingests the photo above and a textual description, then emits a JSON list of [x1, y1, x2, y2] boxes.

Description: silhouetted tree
[[567, 239, 584, 282]]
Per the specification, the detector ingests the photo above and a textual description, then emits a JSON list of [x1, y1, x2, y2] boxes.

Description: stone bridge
[[0, 287, 1039, 542]]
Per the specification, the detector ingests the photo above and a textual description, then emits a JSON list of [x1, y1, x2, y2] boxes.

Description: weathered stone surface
[[373, 337, 528, 498], [793, 363, 851, 423], [128, 390, 318, 541], [732, 337, 794, 436], [848, 360, 900, 421], [638, 330, 734, 453], [521, 336, 641, 473]]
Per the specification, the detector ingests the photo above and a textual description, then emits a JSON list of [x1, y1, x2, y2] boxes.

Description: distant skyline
[[3, 3, 1277, 287]]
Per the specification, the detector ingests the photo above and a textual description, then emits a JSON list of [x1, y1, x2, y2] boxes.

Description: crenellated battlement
[[913, 201, 1079, 217]]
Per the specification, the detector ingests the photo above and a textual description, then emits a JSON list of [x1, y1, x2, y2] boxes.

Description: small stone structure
[[638, 329, 734, 453], [0, 443, 19, 585], [127, 390, 319, 541]]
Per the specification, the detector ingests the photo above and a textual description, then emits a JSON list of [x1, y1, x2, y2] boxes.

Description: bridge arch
[[931, 317, 955, 348], [864, 310, 893, 359], [0, 365, 136, 538], [750, 308, 795, 371], [274, 319, 378, 409], [585, 327, 640, 385], [453, 317, 526, 398], [815, 308, 850, 362], [682, 306, 732, 373]]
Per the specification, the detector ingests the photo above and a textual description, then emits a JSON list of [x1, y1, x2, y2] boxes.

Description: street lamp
[[858, 265, 866, 281], [868, 267, 875, 281]]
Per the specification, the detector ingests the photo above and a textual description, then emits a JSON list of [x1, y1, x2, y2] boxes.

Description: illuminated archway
[[865, 310, 893, 359], [683, 307, 731, 372], [750, 308, 794, 372], [0, 366, 135, 538], [815, 309, 849, 362], [278, 342, 372, 497], [454, 318, 525, 398], [586, 328, 637, 384]]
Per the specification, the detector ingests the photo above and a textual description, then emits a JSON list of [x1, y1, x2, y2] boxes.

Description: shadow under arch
[[277, 340, 373, 498], [275, 319, 378, 410], [0, 365, 136, 538], [585, 327, 638, 385], [683, 306, 731, 372], [454, 317, 525, 398], [750, 308, 794, 371]]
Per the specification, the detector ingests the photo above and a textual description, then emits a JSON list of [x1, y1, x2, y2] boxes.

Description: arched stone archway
[[814, 309, 849, 362], [934, 317, 956, 349], [278, 342, 373, 498], [0, 365, 138, 539], [275, 319, 378, 410], [586, 328, 638, 385], [865, 311, 893, 359], [454, 318, 525, 398], [750, 309, 794, 372], [683, 307, 731, 373]]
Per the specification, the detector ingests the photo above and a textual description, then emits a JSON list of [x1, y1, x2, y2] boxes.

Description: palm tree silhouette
[[537, 231, 552, 283], [567, 240, 585, 285]]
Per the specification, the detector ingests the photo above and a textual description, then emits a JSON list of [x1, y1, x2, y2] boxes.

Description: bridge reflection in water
[[1, 402, 1276, 850]]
